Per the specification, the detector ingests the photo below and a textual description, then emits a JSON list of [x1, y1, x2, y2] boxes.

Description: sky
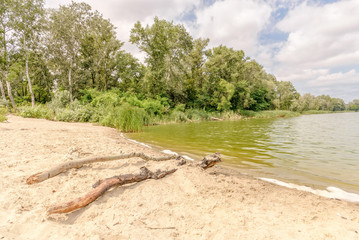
[[45, 0, 359, 103]]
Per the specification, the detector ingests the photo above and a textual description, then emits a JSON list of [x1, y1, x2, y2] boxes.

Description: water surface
[[128, 112, 359, 193]]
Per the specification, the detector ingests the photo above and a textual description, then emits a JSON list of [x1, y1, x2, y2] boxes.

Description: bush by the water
[[18, 90, 304, 132], [20, 105, 55, 120], [0, 106, 7, 122], [100, 105, 149, 132], [240, 110, 300, 118]]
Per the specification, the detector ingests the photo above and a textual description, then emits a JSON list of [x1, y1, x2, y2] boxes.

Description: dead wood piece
[[177, 158, 187, 166], [211, 117, 223, 121], [26, 152, 177, 185], [201, 152, 222, 169], [48, 167, 177, 214]]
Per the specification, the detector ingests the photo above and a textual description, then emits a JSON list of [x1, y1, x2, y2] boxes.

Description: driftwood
[[200, 152, 222, 169], [26, 152, 177, 185], [47, 167, 177, 214], [42, 153, 221, 214], [211, 117, 223, 121]]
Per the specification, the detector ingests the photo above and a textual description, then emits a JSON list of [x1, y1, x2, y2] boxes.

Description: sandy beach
[[0, 115, 358, 240]]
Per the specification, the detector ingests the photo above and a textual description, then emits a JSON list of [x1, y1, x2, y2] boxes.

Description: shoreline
[[125, 133, 359, 203], [1, 115, 359, 239]]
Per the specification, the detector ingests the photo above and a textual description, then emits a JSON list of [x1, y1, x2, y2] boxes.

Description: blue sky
[[46, 0, 359, 102]]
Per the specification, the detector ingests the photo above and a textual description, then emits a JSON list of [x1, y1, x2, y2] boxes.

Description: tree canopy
[[0, 1, 354, 114]]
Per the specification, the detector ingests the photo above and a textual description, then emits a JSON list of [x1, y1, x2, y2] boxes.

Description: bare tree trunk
[[26, 53, 35, 107], [0, 79, 9, 108], [6, 80, 16, 110], [68, 64, 73, 102]]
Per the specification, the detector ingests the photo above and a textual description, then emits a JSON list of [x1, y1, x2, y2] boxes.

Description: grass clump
[[301, 110, 332, 115], [169, 110, 188, 123], [101, 105, 149, 132], [0, 106, 8, 122], [20, 105, 55, 120], [240, 110, 300, 119], [185, 109, 210, 121]]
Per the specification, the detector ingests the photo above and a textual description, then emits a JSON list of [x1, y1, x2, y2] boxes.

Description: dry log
[[48, 167, 177, 214], [201, 152, 222, 169], [26, 152, 177, 185], [211, 117, 223, 121]]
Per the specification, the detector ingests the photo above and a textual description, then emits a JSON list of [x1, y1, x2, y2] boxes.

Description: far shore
[[1, 115, 358, 239]]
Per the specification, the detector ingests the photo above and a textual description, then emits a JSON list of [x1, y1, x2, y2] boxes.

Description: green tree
[[117, 51, 145, 93], [130, 17, 193, 103], [47, 2, 93, 101], [79, 13, 124, 90], [12, 0, 45, 107], [348, 99, 359, 111], [202, 45, 245, 110], [275, 81, 299, 110], [185, 38, 209, 107], [0, 0, 16, 109]]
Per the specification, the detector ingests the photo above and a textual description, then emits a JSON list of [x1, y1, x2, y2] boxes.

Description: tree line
[[1, 0, 357, 114]]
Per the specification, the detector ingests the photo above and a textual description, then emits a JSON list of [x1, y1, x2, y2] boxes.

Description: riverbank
[[1, 115, 358, 239]]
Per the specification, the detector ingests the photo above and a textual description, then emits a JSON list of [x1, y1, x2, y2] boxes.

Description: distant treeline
[[1, 1, 358, 115]]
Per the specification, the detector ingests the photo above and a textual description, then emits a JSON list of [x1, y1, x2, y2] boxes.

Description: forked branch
[[47, 167, 177, 214]]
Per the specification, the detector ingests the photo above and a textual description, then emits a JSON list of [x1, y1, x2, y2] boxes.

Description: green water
[[128, 112, 359, 193]]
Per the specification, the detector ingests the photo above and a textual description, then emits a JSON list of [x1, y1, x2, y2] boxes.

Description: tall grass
[[20, 105, 55, 120], [301, 110, 332, 115], [240, 110, 300, 119], [100, 105, 149, 132]]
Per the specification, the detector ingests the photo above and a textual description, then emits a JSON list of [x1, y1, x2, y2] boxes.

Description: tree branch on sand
[[26, 152, 222, 185], [47, 167, 177, 214], [26, 152, 178, 184], [28, 152, 221, 214]]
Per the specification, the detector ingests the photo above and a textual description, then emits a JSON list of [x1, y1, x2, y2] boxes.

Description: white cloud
[[308, 69, 359, 88], [194, 0, 272, 55], [45, 0, 200, 60], [275, 0, 359, 69], [267, 0, 359, 102], [44, 0, 359, 101]]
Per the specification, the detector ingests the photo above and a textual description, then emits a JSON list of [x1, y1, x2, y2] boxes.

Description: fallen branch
[[26, 152, 177, 185], [200, 152, 222, 169], [211, 117, 223, 121], [48, 167, 176, 214]]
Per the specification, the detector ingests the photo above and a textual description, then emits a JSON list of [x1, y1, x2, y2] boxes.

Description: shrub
[[170, 110, 188, 123], [91, 92, 120, 108], [79, 88, 102, 104], [117, 105, 149, 132], [55, 108, 78, 122], [49, 90, 71, 109], [0, 106, 7, 122], [185, 109, 209, 121], [51, 102, 95, 122], [142, 99, 166, 116], [174, 104, 186, 112], [240, 110, 256, 118], [69, 100, 94, 122], [20, 105, 55, 120], [100, 105, 149, 132], [240, 110, 299, 118], [124, 95, 168, 116]]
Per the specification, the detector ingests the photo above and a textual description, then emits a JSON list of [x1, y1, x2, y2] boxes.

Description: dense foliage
[[1, 1, 357, 131]]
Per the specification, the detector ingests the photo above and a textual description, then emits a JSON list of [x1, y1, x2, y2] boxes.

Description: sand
[[0, 115, 358, 240]]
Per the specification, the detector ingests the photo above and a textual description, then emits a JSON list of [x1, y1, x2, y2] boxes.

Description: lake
[[128, 112, 359, 194]]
